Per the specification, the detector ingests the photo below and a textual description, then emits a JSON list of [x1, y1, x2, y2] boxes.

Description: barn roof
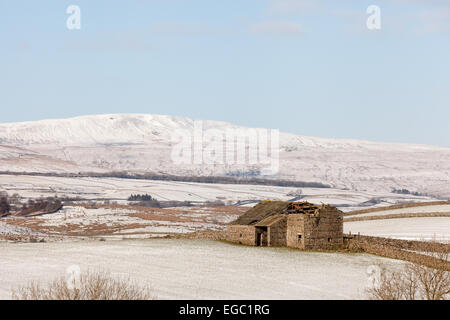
[[255, 215, 285, 227], [229, 200, 324, 226]]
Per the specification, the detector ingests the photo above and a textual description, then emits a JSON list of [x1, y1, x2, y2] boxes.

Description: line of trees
[[392, 188, 427, 197], [128, 194, 153, 202], [127, 194, 161, 208], [127, 194, 225, 208], [110, 172, 330, 188], [0, 171, 331, 189]]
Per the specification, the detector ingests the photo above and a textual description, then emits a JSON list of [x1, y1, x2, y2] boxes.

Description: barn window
[[239, 233, 243, 238], [328, 237, 332, 242], [297, 234, 302, 242]]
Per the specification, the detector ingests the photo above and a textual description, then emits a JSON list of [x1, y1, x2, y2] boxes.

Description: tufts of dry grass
[[12, 270, 155, 300]]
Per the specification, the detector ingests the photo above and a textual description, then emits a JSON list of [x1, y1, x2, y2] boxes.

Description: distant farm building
[[227, 201, 343, 250]]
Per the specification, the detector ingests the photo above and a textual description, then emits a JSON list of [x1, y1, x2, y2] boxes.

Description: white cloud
[[266, 0, 320, 16], [384, 0, 450, 5], [249, 21, 305, 36], [61, 23, 234, 52], [416, 9, 450, 33], [331, 2, 450, 35], [63, 31, 155, 52], [147, 23, 233, 36]]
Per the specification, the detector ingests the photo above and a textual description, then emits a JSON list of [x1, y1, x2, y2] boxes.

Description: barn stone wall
[[226, 225, 256, 246], [303, 209, 343, 250], [286, 215, 305, 249], [267, 216, 287, 247]]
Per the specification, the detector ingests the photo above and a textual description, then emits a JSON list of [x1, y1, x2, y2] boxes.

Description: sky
[[0, 0, 449, 146]]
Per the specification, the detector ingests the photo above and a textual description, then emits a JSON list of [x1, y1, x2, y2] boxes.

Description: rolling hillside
[[1, 114, 449, 197]]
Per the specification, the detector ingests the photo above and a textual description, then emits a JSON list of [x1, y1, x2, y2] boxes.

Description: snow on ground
[[0, 174, 435, 211], [4, 205, 241, 238], [344, 217, 450, 242], [35, 206, 137, 227], [346, 204, 450, 218], [0, 239, 400, 300], [0, 221, 44, 237]]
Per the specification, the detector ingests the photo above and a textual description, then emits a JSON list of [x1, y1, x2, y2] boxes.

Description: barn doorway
[[255, 227, 268, 247], [256, 233, 262, 246]]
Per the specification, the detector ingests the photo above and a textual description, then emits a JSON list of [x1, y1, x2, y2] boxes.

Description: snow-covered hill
[[0, 114, 449, 197]]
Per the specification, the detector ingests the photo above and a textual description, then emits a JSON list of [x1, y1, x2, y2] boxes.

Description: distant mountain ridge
[[1, 114, 450, 197]]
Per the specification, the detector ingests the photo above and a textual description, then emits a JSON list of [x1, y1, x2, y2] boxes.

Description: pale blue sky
[[1, 0, 449, 146]]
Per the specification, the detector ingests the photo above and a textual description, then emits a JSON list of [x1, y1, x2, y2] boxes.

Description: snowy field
[[1, 174, 448, 242], [38, 205, 235, 236], [5, 205, 449, 242], [344, 217, 450, 242], [0, 174, 435, 211], [0, 205, 243, 240], [0, 239, 400, 300], [0, 221, 44, 237], [345, 204, 450, 218]]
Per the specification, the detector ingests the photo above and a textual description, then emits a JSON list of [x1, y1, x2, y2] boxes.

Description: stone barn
[[227, 201, 343, 250]]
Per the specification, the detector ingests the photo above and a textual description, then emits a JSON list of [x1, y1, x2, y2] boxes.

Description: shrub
[[367, 243, 449, 300], [12, 270, 154, 300], [0, 196, 11, 214]]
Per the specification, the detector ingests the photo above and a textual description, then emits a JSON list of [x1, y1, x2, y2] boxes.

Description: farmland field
[[344, 217, 450, 242], [0, 239, 399, 300], [345, 204, 450, 218], [0, 174, 436, 210], [0, 175, 448, 300]]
